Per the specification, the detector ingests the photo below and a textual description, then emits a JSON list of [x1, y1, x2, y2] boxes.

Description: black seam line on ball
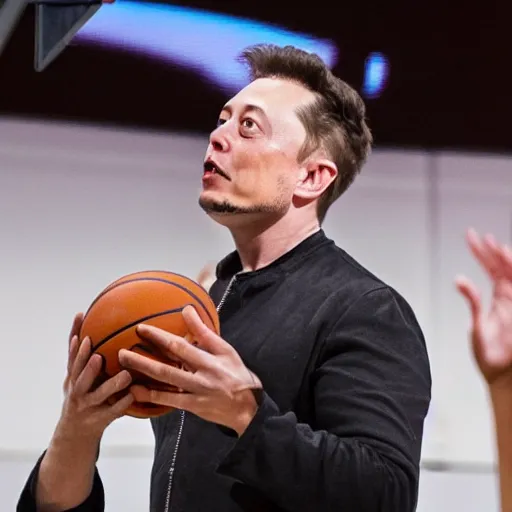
[[82, 276, 217, 332], [90, 306, 187, 353]]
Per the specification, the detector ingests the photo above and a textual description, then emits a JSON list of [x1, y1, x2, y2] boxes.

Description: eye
[[216, 118, 227, 127], [241, 118, 256, 130]]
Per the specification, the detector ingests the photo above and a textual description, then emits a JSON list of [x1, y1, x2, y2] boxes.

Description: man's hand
[[36, 314, 134, 511], [118, 305, 262, 436], [455, 228, 512, 388], [57, 314, 134, 442]]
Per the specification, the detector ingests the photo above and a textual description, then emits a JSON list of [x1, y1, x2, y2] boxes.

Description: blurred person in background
[[457, 229, 512, 512], [17, 44, 431, 512]]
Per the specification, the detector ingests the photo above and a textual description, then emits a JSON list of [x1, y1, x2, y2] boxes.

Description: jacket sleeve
[[216, 286, 432, 512], [16, 450, 105, 512]]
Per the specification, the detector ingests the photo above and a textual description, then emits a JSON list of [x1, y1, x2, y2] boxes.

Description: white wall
[[433, 154, 512, 466], [0, 116, 510, 509]]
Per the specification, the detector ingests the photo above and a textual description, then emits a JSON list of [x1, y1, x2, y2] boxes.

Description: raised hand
[[455, 229, 512, 387]]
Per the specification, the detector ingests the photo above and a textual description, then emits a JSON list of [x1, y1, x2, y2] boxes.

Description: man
[[17, 44, 432, 511], [457, 229, 512, 512]]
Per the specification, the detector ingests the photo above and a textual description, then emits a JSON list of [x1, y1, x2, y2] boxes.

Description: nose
[[208, 124, 230, 153]]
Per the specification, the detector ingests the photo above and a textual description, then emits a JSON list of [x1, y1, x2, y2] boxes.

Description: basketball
[[79, 270, 220, 419]]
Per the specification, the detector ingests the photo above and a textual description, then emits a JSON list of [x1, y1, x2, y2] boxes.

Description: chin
[[200, 192, 235, 213], [199, 195, 252, 225], [201, 201, 289, 234]]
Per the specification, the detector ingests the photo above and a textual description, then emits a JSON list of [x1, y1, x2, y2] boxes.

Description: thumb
[[455, 275, 482, 325], [455, 275, 487, 364]]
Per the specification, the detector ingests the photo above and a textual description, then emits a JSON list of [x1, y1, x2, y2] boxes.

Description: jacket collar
[[215, 229, 332, 284]]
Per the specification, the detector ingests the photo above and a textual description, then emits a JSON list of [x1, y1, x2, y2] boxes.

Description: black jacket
[[17, 229, 431, 511]]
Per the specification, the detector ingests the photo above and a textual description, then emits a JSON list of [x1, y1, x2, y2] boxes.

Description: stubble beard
[[198, 174, 291, 218], [198, 196, 284, 216]]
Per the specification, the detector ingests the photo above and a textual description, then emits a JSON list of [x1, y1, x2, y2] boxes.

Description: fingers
[[130, 343, 182, 366], [69, 312, 84, 345], [69, 337, 94, 383], [67, 335, 80, 376], [466, 229, 502, 279], [181, 305, 231, 356], [481, 233, 506, 278], [130, 384, 191, 409], [496, 241, 512, 281], [119, 349, 203, 392], [73, 352, 104, 396], [65, 313, 85, 389], [136, 322, 216, 366], [455, 275, 482, 326], [108, 392, 134, 417], [466, 229, 512, 282], [87, 370, 133, 407]]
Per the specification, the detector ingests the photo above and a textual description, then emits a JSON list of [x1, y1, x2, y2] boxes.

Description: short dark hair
[[238, 44, 373, 223]]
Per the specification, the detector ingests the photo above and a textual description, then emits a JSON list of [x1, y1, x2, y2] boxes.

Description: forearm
[[35, 427, 101, 512], [491, 386, 512, 512], [217, 393, 418, 512], [216, 287, 429, 511]]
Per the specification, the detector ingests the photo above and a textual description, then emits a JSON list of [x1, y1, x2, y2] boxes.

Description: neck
[[229, 214, 321, 272]]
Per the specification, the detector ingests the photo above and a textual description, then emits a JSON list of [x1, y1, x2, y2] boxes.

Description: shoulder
[[304, 241, 426, 345], [297, 239, 412, 312]]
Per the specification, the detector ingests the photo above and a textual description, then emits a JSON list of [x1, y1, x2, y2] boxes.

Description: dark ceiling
[[0, 1, 508, 153]]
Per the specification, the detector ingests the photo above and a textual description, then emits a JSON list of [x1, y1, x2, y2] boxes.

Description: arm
[[215, 287, 432, 512], [17, 314, 133, 512], [456, 229, 512, 512], [36, 432, 102, 512], [17, 448, 104, 512], [491, 386, 512, 512]]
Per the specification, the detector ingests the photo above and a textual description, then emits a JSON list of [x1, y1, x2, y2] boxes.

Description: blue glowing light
[[75, 0, 339, 93], [362, 52, 389, 98]]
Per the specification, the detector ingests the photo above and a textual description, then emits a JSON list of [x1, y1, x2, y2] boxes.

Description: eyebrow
[[221, 103, 268, 119]]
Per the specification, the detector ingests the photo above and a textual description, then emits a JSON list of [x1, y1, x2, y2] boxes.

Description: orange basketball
[[79, 270, 220, 419]]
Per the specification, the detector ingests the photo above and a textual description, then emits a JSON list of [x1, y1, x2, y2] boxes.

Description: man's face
[[199, 77, 317, 225]]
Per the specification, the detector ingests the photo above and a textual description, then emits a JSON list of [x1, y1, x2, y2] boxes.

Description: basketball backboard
[[0, 0, 109, 71]]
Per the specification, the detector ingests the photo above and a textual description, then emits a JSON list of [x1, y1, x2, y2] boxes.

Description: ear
[[294, 158, 338, 201]]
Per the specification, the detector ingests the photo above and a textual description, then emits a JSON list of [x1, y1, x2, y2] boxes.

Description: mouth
[[203, 160, 230, 181]]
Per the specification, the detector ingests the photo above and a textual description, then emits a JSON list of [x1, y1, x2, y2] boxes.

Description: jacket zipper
[[163, 274, 238, 512], [163, 409, 185, 512], [216, 273, 238, 312]]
